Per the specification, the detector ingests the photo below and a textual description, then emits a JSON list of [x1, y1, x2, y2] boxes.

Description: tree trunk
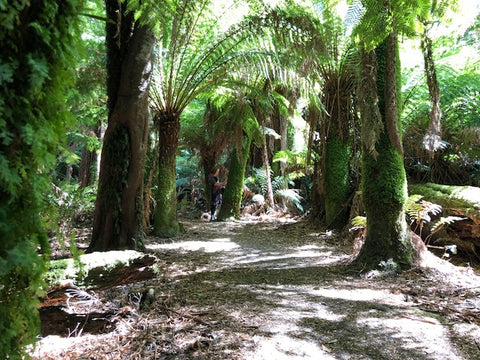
[[323, 75, 353, 230], [153, 112, 181, 237], [217, 137, 252, 220], [355, 34, 416, 269], [262, 132, 275, 208], [421, 23, 442, 156], [89, 1, 154, 252], [203, 156, 216, 210], [324, 132, 351, 229], [78, 131, 97, 188], [308, 104, 326, 222]]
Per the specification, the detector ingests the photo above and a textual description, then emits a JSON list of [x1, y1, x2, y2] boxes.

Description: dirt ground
[[32, 217, 480, 359]]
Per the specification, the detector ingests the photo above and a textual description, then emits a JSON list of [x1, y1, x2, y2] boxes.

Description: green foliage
[[405, 194, 442, 234], [44, 259, 69, 287], [44, 183, 97, 240], [352, 0, 430, 50], [245, 166, 305, 212], [0, 1, 84, 357]]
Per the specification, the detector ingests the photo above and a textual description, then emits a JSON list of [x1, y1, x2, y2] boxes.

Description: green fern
[[405, 194, 442, 234], [430, 215, 465, 233]]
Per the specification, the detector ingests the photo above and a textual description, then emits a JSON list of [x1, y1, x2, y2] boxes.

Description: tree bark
[[78, 131, 97, 188], [153, 112, 181, 237], [217, 137, 252, 220], [89, 1, 154, 252], [355, 34, 416, 270], [262, 131, 275, 208], [323, 75, 353, 229], [421, 23, 442, 156]]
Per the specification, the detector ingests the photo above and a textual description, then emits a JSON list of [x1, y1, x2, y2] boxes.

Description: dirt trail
[[33, 218, 480, 359]]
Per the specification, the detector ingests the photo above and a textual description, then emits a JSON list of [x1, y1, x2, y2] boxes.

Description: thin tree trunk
[[89, 2, 154, 252], [78, 130, 97, 188], [153, 112, 180, 237], [262, 131, 275, 208], [355, 34, 416, 269], [421, 23, 442, 156]]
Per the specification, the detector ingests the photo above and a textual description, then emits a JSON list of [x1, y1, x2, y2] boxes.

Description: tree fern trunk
[[263, 132, 275, 208], [324, 131, 351, 229], [356, 34, 416, 269], [217, 138, 252, 220], [421, 23, 442, 156], [153, 112, 181, 237], [323, 74, 353, 229]]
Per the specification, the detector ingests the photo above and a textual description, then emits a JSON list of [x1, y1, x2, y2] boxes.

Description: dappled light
[[33, 219, 480, 359]]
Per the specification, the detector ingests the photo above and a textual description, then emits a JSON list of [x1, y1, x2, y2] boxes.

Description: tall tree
[[149, 0, 323, 235], [149, 0, 256, 237], [0, 0, 83, 357], [217, 95, 263, 220], [88, 0, 155, 251], [353, 0, 430, 269], [356, 35, 415, 268]]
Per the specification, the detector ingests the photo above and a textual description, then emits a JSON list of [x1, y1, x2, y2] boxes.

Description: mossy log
[[408, 183, 480, 260]]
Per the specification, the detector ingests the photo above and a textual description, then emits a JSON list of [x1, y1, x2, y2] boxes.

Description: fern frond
[[351, 215, 367, 228], [275, 188, 303, 212], [430, 216, 465, 233]]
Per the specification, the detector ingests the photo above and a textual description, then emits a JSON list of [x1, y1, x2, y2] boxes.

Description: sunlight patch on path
[[221, 245, 348, 269], [147, 238, 239, 253], [245, 334, 335, 360], [357, 316, 463, 359]]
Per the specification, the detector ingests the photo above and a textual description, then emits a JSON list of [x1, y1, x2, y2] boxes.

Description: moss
[[153, 158, 180, 237], [153, 115, 181, 238], [324, 133, 351, 229], [218, 137, 252, 220], [409, 183, 480, 217], [356, 37, 414, 270]]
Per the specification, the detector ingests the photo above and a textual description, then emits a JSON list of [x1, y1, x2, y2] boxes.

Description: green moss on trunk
[[217, 138, 252, 220], [360, 134, 414, 267], [153, 114, 180, 237], [324, 133, 351, 229], [356, 35, 415, 270]]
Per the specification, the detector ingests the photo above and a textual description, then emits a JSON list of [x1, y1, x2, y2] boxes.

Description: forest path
[[143, 218, 480, 360], [32, 218, 480, 359]]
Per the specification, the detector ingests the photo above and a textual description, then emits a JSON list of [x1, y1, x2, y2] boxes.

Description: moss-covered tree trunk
[[355, 34, 416, 269], [89, 1, 154, 251], [323, 74, 353, 229], [153, 112, 181, 237], [324, 132, 351, 229], [307, 104, 326, 222], [217, 138, 252, 220]]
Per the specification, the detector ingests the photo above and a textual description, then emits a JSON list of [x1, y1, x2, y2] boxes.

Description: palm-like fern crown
[[144, 0, 328, 117]]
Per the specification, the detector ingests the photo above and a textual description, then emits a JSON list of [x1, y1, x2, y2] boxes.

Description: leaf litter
[[31, 217, 480, 359]]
